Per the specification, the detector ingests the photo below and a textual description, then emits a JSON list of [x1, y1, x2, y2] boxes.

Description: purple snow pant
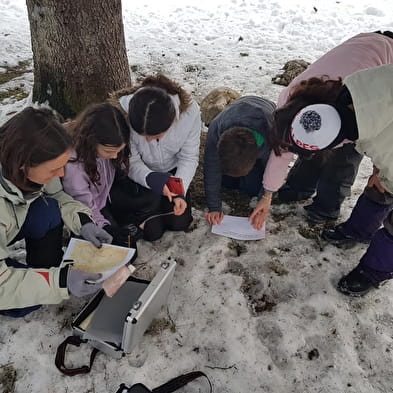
[[342, 185, 393, 283]]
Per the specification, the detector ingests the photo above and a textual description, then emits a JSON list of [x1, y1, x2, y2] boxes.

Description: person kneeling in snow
[[0, 108, 112, 318], [203, 95, 276, 225]]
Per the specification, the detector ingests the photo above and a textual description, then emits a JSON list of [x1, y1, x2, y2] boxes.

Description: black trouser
[[280, 144, 363, 218], [109, 176, 162, 226], [109, 176, 193, 241]]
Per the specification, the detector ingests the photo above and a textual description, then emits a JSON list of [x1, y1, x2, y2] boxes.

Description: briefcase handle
[[55, 335, 99, 376]]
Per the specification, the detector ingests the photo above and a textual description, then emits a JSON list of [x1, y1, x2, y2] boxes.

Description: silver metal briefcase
[[71, 258, 176, 359]]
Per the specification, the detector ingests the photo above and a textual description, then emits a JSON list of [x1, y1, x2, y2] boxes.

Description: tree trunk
[[26, 0, 131, 118]]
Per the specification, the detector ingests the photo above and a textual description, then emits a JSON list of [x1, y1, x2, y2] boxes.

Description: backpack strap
[[55, 335, 100, 376], [152, 371, 212, 393]]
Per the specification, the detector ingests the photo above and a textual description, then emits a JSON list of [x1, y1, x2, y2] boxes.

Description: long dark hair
[[269, 77, 343, 155], [110, 74, 192, 135], [0, 107, 72, 190], [69, 103, 131, 185]]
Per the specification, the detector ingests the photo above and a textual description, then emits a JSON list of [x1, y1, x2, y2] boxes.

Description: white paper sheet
[[62, 238, 136, 282], [211, 215, 265, 240]]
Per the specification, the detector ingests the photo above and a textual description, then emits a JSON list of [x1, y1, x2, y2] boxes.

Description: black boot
[[25, 224, 64, 268], [337, 266, 376, 296], [321, 224, 371, 248], [277, 185, 313, 203], [304, 205, 338, 224], [337, 264, 392, 297]]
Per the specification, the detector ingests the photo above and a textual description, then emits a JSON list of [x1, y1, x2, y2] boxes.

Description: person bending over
[[203, 95, 276, 225]]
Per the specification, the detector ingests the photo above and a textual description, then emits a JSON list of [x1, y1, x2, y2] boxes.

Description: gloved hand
[[80, 222, 113, 248], [66, 268, 103, 297]]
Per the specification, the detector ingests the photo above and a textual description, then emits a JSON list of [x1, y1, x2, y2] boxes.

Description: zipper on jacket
[[157, 138, 164, 167]]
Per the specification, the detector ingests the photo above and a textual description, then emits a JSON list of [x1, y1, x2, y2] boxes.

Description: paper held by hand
[[212, 215, 265, 240], [62, 238, 136, 282]]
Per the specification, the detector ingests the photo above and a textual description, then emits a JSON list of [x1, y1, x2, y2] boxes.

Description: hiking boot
[[303, 205, 337, 225], [277, 186, 312, 203], [321, 224, 370, 248], [337, 265, 389, 296]]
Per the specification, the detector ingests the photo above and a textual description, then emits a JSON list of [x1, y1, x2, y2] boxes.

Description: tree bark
[[26, 0, 131, 118]]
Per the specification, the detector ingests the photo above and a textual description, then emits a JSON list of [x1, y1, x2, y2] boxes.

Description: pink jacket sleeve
[[262, 150, 294, 192]]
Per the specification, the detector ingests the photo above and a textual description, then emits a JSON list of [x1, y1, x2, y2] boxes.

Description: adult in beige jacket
[[322, 64, 393, 296], [0, 108, 112, 317], [268, 64, 393, 296]]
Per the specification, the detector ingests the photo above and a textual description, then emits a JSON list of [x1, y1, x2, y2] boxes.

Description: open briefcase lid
[[72, 258, 176, 358]]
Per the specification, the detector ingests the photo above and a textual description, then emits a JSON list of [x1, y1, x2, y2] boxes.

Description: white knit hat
[[290, 104, 341, 150]]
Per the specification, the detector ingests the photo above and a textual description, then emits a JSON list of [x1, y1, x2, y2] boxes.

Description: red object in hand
[[166, 177, 185, 195]]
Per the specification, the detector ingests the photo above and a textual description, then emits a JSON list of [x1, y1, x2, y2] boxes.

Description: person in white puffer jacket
[[108, 74, 202, 241]]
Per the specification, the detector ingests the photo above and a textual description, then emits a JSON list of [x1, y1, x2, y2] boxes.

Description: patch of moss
[[0, 363, 17, 393], [0, 87, 28, 101], [0, 60, 30, 85], [267, 260, 289, 276], [298, 225, 320, 240], [146, 317, 176, 336], [228, 240, 247, 257]]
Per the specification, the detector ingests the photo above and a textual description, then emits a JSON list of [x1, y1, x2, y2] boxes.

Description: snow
[[1, 0, 393, 392]]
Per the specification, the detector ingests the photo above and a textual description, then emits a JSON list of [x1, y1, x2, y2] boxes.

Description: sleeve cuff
[[78, 213, 93, 226], [59, 266, 69, 289], [146, 172, 171, 194], [173, 195, 186, 201]]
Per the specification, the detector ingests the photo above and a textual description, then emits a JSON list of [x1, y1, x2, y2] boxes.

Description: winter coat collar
[[0, 164, 42, 204]]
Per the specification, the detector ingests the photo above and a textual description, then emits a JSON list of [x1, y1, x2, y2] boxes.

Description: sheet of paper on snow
[[211, 215, 265, 240], [62, 238, 136, 282]]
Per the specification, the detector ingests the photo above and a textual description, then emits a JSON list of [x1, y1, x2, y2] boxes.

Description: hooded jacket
[[204, 96, 276, 212], [263, 32, 393, 192], [344, 65, 393, 193], [0, 167, 92, 309], [119, 93, 202, 193]]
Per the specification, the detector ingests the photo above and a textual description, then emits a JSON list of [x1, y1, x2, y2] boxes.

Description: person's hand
[[205, 211, 224, 225], [80, 222, 113, 248], [66, 268, 103, 297], [173, 197, 187, 216], [367, 166, 386, 193], [162, 184, 177, 202], [249, 196, 272, 230]]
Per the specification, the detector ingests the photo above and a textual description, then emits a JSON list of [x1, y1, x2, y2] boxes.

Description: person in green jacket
[[0, 107, 112, 317]]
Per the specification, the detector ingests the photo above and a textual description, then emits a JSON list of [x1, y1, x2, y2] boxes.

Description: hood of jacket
[[344, 65, 393, 193], [0, 164, 36, 205]]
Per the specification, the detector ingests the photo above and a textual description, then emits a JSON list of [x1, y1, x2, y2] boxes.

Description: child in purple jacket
[[62, 103, 140, 248]]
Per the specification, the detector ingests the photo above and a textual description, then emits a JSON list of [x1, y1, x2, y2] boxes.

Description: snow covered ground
[[1, 0, 393, 392]]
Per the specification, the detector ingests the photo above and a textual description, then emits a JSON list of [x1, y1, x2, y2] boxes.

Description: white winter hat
[[290, 104, 341, 151]]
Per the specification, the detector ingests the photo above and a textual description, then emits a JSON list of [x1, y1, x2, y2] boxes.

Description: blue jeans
[[1, 196, 63, 318]]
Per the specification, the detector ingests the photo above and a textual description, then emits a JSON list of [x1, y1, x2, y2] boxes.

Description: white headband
[[290, 104, 341, 151]]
